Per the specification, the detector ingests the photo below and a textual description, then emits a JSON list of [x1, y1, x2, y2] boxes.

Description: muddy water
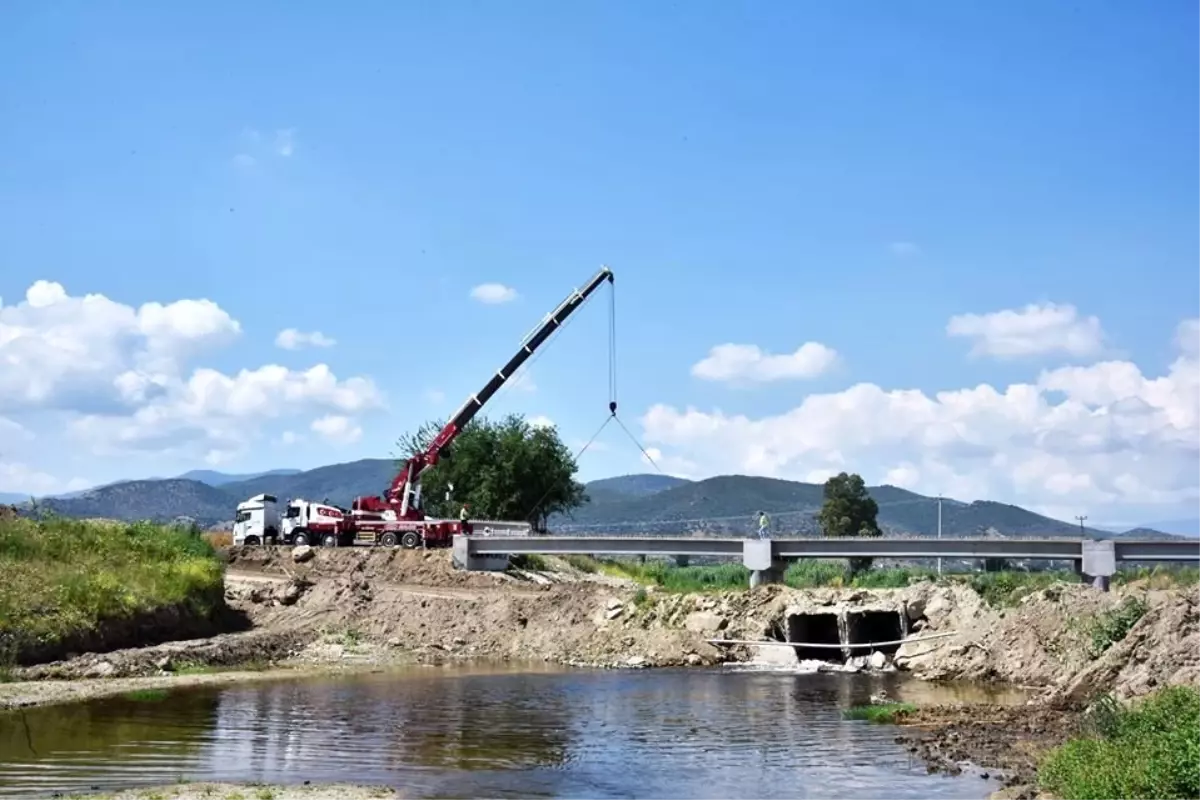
[[0, 665, 1023, 799]]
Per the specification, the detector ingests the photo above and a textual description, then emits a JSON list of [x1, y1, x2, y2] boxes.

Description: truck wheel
[[322, 533, 338, 548], [244, 535, 261, 547], [293, 531, 310, 546], [380, 532, 398, 547], [400, 531, 421, 549]]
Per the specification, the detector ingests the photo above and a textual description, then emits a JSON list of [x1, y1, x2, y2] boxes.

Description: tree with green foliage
[[816, 472, 882, 575], [396, 413, 587, 532]]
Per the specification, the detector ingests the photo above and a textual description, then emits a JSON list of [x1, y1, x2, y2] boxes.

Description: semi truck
[[232, 265, 615, 549]]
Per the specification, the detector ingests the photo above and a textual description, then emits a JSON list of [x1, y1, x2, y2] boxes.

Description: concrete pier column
[[675, 555, 690, 568], [1081, 540, 1116, 593], [744, 540, 783, 588], [749, 563, 785, 588]]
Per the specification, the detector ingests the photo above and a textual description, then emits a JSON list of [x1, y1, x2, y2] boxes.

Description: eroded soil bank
[[3, 546, 1196, 791], [59, 784, 398, 800]]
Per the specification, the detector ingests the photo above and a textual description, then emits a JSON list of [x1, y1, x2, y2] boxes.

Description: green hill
[[221, 459, 397, 507], [36, 479, 235, 525], [10, 460, 1180, 539], [553, 474, 1117, 538]]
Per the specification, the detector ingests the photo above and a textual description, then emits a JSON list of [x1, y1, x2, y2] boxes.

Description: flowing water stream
[[0, 665, 1026, 799]]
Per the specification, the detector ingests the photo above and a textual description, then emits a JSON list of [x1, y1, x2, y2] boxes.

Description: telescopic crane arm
[[354, 266, 615, 520]]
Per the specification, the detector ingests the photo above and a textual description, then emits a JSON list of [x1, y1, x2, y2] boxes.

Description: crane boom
[[353, 265, 615, 521]]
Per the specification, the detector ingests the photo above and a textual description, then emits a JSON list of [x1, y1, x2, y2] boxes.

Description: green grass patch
[[562, 554, 601, 573], [509, 553, 550, 571], [1040, 685, 1200, 799], [842, 702, 917, 724], [122, 688, 170, 702], [0, 515, 224, 661], [966, 569, 1080, 607], [1113, 565, 1200, 588], [1083, 596, 1148, 657]]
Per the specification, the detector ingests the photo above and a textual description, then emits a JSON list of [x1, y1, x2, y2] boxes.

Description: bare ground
[[59, 783, 399, 800], [4, 545, 1197, 791]]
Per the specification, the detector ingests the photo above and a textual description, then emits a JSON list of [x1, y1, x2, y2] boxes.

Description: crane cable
[[524, 277, 662, 527], [603, 281, 664, 473]]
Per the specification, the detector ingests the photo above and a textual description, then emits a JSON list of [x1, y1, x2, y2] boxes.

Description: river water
[[0, 665, 1022, 799]]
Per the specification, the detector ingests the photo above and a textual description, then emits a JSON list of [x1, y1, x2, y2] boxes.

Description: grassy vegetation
[[509, 553, 550, 571], [842, 702, 917, 723], [1039, 685, 1200, 799], [1113, 564, 1200, 588], [0, 515, 225, 663], [1083, 596, 1149, 657]]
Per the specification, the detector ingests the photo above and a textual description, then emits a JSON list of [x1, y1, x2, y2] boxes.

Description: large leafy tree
[[816, 472, 882, 575], [396, 413, 588, 532]]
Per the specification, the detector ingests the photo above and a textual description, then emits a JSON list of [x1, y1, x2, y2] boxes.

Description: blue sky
[[0, 1, 1196, 526]]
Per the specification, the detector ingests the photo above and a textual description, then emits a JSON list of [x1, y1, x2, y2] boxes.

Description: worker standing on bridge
[[459, 503, 471, 535], [757, 511, 770, 539]]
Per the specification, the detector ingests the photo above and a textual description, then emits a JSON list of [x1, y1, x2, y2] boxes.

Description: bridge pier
[[744, 540, 785, 588], [1080, 540, 1116, 592], [675, 555, 690, 568]]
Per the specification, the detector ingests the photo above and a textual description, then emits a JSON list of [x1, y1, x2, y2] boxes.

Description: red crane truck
[[232, 265, 615, 549]]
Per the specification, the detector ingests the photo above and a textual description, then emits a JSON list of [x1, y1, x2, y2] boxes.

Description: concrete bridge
[[452, 534, 1199, 590]]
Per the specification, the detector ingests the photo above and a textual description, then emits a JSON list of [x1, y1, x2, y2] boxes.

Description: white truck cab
[[232, 494, 280, 546]]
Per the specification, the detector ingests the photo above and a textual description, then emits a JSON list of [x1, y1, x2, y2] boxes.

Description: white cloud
[[0, 280, 240, 411], [70, 363, 382, 457], [232, 154, 256, 168], [1176, 318, 1199, 357], [0, 461, 89, 496], [947, 302, 1104, 359], [510, 368, 537, 393], [275, 328, 336, 350], [0, 279, 381, 462], [424, 388, 446, 405], [279, 430, 301, 445], [691, 342, 839, 384], [641, 317, 1199, 516], [0, 416, 32, 441], [274, 129, 296, 157], [888, 241, 921, 257], [470, 283, 518, 304], [528, 415, 555, 429], [311, 414, 362, 444]]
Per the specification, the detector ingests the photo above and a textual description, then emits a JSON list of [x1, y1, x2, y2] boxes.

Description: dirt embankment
[[59, 783, 398, 800], [3, 544, 1197, 789]]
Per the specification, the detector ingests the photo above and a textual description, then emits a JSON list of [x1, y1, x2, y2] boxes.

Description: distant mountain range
[[1, 460, 1187, 540]]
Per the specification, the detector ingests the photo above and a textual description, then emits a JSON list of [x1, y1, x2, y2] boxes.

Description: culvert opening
[[846, 611, 904, 657], [786, 613, 842, 661]]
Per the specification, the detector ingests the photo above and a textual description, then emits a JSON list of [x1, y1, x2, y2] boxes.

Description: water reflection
[[0, 667, 1001, 799]]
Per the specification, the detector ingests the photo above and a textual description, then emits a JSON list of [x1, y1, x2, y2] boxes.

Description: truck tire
[[380, 532, 398, 547], [400, 531, 421, 549], [244, 535, 261, 547], [322, 533, 338, 548], [293, 530, 310, 546]]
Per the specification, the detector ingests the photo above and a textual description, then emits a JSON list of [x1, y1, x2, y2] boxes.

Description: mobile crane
[[232, 265, 615, 550]]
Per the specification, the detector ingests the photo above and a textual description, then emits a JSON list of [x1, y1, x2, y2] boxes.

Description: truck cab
[[281, 499, 351, 547], [232, 494, 280, 546]]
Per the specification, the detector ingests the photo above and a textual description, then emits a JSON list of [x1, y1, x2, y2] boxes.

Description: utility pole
[[937, 494, 943, 577], [1076, 515, 1088, 537]]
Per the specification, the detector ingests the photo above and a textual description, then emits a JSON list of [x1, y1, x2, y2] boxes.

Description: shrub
[[1039, 685, 1200, 799], [1085, 596, 1149, 657], [509, 553, 549, 571], [843, 702, 917, 724]]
